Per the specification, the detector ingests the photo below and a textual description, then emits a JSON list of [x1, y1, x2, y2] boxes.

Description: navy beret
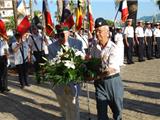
[[95, 17, 107, 28]]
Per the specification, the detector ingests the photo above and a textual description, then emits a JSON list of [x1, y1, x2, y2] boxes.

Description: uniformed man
[[144, 22, 153, 60], [135, 20, 145, 62], [75, 28, 89, 53], [28, 26, 48, 84], [114, 27, 125, 66], [90, 17, 124, 120], [12, 32, 31, 89], [124, 19, 135, 64], [48, 24, 83, 120], [0, 37, 10, 93], [153, 23, 160, 58]]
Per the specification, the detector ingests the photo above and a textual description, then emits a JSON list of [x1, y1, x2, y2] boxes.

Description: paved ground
[[0, 58, 160, 120]]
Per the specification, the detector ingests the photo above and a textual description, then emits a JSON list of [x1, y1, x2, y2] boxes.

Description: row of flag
[[0, 0, 129, 41]]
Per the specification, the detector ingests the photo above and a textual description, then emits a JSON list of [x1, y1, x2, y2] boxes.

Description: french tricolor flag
[[119, 0, 129, 23], [16, 0, 31, 36]]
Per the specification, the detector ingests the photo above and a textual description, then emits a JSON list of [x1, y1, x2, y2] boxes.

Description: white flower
[[75, 51, 82, 57], [63, 60, 75, 69], [57, 49, 64, 56]]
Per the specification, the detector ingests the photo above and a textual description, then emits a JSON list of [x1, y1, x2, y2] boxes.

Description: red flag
[[87, 0, 94, 33], [17, 16, 31, 36], [119, 0, 129, 23], [76, 0, 83, 31], [16, 0, 31, 36], [0, 19, 8, 40], [61, 0, 74, 29], [43, 0, 54, 36]]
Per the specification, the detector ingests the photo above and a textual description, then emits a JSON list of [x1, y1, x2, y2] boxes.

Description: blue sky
[[26, 0, 159, 23]]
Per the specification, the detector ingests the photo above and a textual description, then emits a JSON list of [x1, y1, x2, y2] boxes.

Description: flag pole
[[30, 0, 33, 20], [12, 0, 18, 28], [86, 1, 91, 120]]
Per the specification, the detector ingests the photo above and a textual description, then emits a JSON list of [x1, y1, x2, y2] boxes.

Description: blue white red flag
[[61, 0, 74, 29], [16, 0, 31, 36], [42, 0, 54, 36], [118, 0, 129, 22]]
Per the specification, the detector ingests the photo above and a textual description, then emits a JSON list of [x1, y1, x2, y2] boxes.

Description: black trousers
[[155, 37, 160, 58], [137, 37, 145, 61], [16, 62, 29, 86], [146, 37, 152, 59], [126, 37, 134, 63], [0, 56, 8, 91], [33, 51, 46, 83]]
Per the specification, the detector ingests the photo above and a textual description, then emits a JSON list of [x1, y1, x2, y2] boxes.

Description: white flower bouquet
[[41, 46, 102, 86]]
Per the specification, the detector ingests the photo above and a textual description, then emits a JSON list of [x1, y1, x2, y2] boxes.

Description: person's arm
[[12, 41, 23, 53], [135, 28, 139, 45]]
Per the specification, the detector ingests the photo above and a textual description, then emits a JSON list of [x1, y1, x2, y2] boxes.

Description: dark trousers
[[137, 37, 145, 61], [155, 37, 160, 58], [94, 75, 124, 120], [16, 62, 29, 86], [0, 56, 8, 91], [33, 51, 46, 83], [126, 37, 134, 63], [146, 37, 152, 59]]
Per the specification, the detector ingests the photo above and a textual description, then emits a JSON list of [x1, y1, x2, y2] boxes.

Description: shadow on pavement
[[123, 80, 160, 88], [125, 87, 160, 99], [124, 98, 160, 117], [0, 92, 63, 120]]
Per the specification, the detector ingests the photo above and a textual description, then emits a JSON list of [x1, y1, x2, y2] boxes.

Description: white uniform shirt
[[144, 28, 152, 37], [90, 40, 120, 74], [28, 34, 45, 52], [0, 39, 9, 56], [135, 26, 144, 37], [12, 41, 29, 65], [75, 32, 88, 50], [114, 33, 124, 48], [124, 26, 134, 38], [154, 28, 160, 37]]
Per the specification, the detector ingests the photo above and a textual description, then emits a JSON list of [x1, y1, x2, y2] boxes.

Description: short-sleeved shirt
[[144, 28, 152, 37], [90, 39, 120, 75], [154, 28, 160, 37], [124, 26, 134, 38], [48, 37, 83, 60], [135, 26, 144, 37], [12, 41, 29, 65], [75, 32, 88, 50], [28, 34, 45, 52], [0, 39, 9, 56], [114, 33, 124, 48]]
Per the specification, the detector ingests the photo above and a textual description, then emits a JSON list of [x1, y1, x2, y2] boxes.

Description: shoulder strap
[[31, 35, 40, 52]]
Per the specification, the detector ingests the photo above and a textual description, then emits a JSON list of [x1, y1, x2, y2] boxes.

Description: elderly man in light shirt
[[89, 17, 124, 120], [48, 24, 83, 120]]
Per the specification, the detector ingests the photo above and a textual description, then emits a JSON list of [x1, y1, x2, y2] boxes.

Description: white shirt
[[154, 28, 160, 37], [90, 40, 120, 74], [75, 32, 88, 50], [135, 26, 144, 37], [144, 28, 152, 37], [12, 41, 29, 65], [114, 33, 124, 48], [28, 34, 45, 52], [124, 26, 134, 38], [0, 39, 9, 56]]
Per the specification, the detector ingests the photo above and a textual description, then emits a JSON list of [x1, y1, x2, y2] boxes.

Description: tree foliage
[[5, 16, 16, 30]]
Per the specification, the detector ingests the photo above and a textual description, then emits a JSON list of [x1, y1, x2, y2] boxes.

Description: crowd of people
[[0, 17, 160, 120]]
